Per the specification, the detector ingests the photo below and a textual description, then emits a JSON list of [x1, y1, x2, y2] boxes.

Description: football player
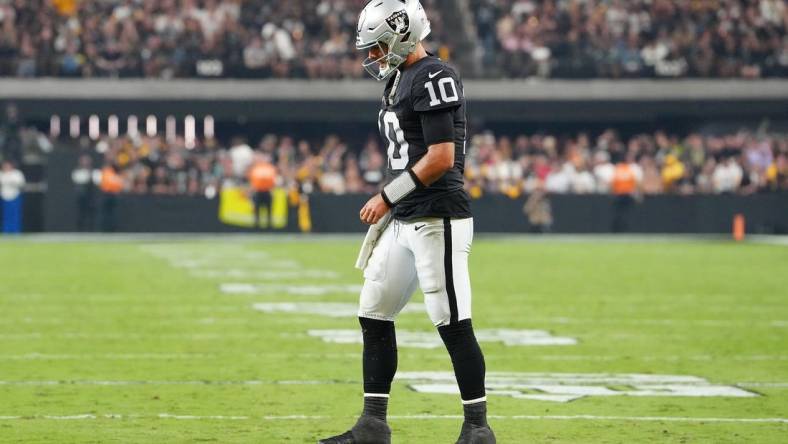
[[318, 1, 495, 443]]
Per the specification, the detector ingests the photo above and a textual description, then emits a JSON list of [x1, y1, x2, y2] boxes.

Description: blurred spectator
[[611, 152, 643, 232], [0, 103, 52, 163], [661, 154, 685, 193], [229, 137, 253, 179], [640, 155, 663, 194], [318, 134, 348, 194], [248, 151, 277, 229], [1, 104, 22, 164], [359, 137, 385, 191], [524, 182, 552, 233], [99, 161, 123, 232], [592, 151, 615, 193], [571, 163, 596, 194], [0, 160, 25, 234], [71, 154, 100, 231], [713, 155, 744, 193], [775, 151, 788, 190], [544, 161, 573, 194], [611, 152, 644, 196]]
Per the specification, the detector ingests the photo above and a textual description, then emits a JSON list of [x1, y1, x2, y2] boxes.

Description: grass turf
[[0, 236, 786, 443]]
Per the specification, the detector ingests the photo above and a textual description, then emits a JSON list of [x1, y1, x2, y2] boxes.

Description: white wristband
[[382, 170, 423, 206]]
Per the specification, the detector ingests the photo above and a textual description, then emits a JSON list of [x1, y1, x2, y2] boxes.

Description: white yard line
[[526, 355, 788, 362], [0, 380, 355, 386], [1, 353, 786, 362], [0, 413, 785, 424], [1, 306, 248, 313], [262, 415, 328, 420], [0, 333, 268, 340], [519, 317, 788, 327], [170, 260, 302, 269], [393, 415, 788, 424], [221, 283, 363, 295], [0, 353, 213, 360], [748, 235, 788, 247], [0, 352, 359, 361], [188, 269, 340, 279], [157, 414, 251, 420], [1, 379, 786, 388], [139, 245, 307, 272], [736, 382, 788, 388], [0, 316, 275, 326]]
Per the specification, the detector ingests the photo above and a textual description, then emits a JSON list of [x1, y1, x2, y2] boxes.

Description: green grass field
[[0, 236, 786, 443]]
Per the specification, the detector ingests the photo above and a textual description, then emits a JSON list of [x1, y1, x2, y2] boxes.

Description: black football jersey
[[378, 56, 472, 220]]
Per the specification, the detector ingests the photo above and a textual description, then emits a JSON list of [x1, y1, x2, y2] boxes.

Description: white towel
[[355, 212, 393, 270]]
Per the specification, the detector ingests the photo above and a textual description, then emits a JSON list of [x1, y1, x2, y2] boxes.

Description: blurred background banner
[[218, 186, 288, 230], [0, 0, 786, 234]]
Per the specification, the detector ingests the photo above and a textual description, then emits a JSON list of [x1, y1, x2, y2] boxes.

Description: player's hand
[[359, 193, 390, 225]]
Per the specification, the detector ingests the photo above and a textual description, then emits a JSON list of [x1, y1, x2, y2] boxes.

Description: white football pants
[[359, 217, 473, 327]]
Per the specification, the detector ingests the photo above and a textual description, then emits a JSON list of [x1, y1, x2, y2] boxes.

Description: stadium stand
[[0, 0, 451, 79], [64, 129, 788, 198], [0, 0, 784, 79], [471, 0, 788, 78]]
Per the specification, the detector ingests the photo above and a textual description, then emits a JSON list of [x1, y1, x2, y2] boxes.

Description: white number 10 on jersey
[[424, 77, 459, 107], [381, 111, 409, 170]]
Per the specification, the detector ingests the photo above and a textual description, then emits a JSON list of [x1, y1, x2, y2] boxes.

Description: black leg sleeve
[[438, 319, 486, 401], [359, 317, 398, 395]]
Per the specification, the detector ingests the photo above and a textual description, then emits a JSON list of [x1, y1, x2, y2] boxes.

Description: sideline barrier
[[41, 190, 788, 234], [28, 150, 788, 235]]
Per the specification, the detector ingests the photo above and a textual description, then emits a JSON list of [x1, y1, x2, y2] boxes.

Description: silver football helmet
[[356, 0, 432, 81]]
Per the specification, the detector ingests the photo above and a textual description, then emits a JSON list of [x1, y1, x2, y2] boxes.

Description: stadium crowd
[[71, 128, 788, 199], [472, 0, 788, 78], [0, 0, 785, 79], [0, 0, 448, 79]]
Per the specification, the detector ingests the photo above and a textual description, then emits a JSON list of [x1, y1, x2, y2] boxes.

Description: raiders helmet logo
[[386, 10, 410, 34]]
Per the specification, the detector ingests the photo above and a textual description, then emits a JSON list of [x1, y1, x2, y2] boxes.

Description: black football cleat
[[455, 422, 496, 444], [317, 415, 391, 444], [317, 430, 355, 444]]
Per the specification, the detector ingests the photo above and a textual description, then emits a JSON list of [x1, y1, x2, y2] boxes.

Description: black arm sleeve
[[420, 110, 455, 146]]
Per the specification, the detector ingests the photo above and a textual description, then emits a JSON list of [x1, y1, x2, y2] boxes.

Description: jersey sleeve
[[420, 110, 455, 146], [411, 64, 464, 113]]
